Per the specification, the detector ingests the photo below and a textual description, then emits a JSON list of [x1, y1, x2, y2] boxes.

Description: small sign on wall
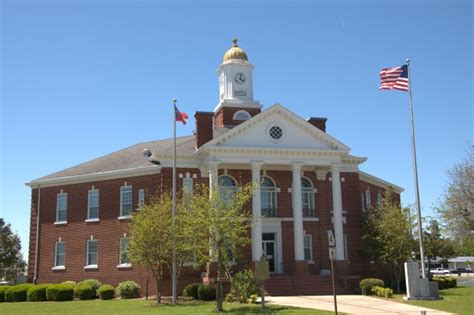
[[327, 230, 335, 247]]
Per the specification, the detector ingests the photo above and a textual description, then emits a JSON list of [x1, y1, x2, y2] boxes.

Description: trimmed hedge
[[0, 286, 11, 302], [61, 281, 76, 286], [116, 281, 140, 299], [432, 276, 457, 290], [46, 284, 74, 301], [77, 279, 101, 297], [27, 284, 51, 302], [198, 284, 216, 301], [359, 278, 384, 295], [5, 284, 34, 302], [182, 283, 201, 299], [74, 284, 96, 300], [372, 285, 393, 298], [98, 284, 115, 300]]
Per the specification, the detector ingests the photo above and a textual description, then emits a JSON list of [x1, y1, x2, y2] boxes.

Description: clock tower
[[215, 39, 262, 113]]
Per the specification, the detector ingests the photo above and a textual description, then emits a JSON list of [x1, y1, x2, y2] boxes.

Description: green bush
[[359, 278, 385, 295], [78, 279, 101, 296], [230, 269, 259, 303], [98, 284, 115, 300], [0, 286, 11, 302], [432, 276, 457, 290], [46, 284, 74, 301], [116, 281, 140, 299], [182, 282, 201, 299], [198, 284, 216, 301], [74, 284, 96, 300], [61, 281, 76, 286], [247, 294, 258, 304], [372, 285, 393, 298], [27, 284, 51, 302], [5, 284, 34, 302]]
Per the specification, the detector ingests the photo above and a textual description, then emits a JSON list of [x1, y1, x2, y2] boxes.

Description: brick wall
[[214, 107, 261, 129], [28, 168, 399, 295]]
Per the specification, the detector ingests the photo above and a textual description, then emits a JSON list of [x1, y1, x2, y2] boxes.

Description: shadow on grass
[[222, 306, 294, 314]]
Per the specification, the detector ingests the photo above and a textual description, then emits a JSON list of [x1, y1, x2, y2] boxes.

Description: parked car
[[449, 267, 472, 274], [430, 267, 450, 275]]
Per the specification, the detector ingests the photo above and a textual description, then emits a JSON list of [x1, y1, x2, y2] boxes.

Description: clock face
[[233, 72, 247, 84]]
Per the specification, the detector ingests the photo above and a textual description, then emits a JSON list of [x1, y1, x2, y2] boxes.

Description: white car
[[430, 267, 450, 275]]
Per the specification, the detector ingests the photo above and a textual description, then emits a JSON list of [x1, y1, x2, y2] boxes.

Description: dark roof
[[33, 135, 195, 181]]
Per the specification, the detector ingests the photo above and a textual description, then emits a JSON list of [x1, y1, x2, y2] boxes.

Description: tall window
[[261, 176, 277, 217], [304, 234, 313, 261], [138, 189, 145, 209], [365, 189, 371, 209], [361, 193, 366, 212], [86, 240, 98, 266], [218, 175, 237, 203], [377, 191, 382, 207], [55, 241, 65, 267], [120, 186, 132, 217], [88, 189, 99, 220], [119, 238, 130, 265], [56, 192, 68, 222], [301, 177, 315, 217], [183, 178, 193, 204]]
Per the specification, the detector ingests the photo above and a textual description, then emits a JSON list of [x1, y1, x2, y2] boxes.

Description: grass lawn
[[393, 285, 474, 315], [0, 299, 334, 315]]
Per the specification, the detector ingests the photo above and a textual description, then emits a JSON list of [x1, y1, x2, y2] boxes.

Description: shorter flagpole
[[172, 98, 177, 303], [406, 59, 426, 278]]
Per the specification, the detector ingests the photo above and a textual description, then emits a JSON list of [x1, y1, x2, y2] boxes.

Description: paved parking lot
[[268, 295, 453, 315]]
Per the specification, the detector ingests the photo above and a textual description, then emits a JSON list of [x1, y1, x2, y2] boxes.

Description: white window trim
[[304, 233, 314, 263], [86, 239, 98, 267], [137, 188, 145, 209], [365, 188, 371, 209], [301, 177, 316, 217], [232, 110, 251, 121], [87, 189, 99, 220], [56, 192, 68, 224], [119, 237, 130, 266], [118, 215, 132, 220], [120, 185, 133, 217], [85, 218, 100, 223], [361, 193, 366, 212], [54, 241, 65, 267], [261, 175, 277, 217]]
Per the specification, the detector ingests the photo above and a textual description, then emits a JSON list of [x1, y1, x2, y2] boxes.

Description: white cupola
[[215, 38, 262, 112]]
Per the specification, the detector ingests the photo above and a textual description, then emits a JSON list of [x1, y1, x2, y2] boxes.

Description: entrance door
[[262, 233, 276, 272]]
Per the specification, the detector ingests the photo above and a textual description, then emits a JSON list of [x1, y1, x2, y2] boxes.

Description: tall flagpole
[[172, 98, 177, 303], [406, 59, 426, 278]]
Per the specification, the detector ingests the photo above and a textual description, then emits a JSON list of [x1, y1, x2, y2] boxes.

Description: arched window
[[261, 176, 277, 217], [233, 110, 251, 121], [218, 175, 237, 202], [301, 177, 315, 217]]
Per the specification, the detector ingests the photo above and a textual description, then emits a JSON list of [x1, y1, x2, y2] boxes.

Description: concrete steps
[[264, 274, 352, 296]]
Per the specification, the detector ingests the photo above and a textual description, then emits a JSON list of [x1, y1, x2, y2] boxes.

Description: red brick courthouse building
[[26, 40, 402, 295]]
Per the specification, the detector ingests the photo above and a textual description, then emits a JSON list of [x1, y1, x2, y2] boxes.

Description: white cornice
[[26, 166, 162, 188], [201, 103, 350, 152], [359, 170, 404, 193]]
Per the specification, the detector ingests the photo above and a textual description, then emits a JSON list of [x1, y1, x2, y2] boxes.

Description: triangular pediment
[[202, 104, 350, 152]]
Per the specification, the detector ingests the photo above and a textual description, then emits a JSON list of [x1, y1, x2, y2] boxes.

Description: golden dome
[[223, 38, 248, 63]]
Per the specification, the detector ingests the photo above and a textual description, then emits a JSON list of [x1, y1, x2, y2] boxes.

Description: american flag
[[174, 105, 189, 125], [379, 65, 409, 92]]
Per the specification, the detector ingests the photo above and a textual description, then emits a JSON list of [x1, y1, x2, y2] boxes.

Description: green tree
[[436, 145, 474, 255], [424, 219, 455, 277], [361, 191, 415, 293], [0, 219, 27, 283], [189, 183, 254, 312], [127, 194, 194, 303]]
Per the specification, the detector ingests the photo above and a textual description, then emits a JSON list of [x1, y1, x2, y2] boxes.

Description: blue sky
[[1, 0, 472, 260]]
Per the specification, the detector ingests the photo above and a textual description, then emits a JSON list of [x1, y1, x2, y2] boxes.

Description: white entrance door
[[262, 233, 276, 273]]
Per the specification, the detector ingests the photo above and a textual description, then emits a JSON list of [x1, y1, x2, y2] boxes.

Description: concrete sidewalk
[[268, 295, 453, 315]]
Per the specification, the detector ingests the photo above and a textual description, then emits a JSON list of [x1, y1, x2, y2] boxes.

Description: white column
[[208, 160, 220, 194], [292, 162, 305, 261], [331, 164, 345, 260], [208, 160, 220, 262], [251, 161, 263, 261]]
